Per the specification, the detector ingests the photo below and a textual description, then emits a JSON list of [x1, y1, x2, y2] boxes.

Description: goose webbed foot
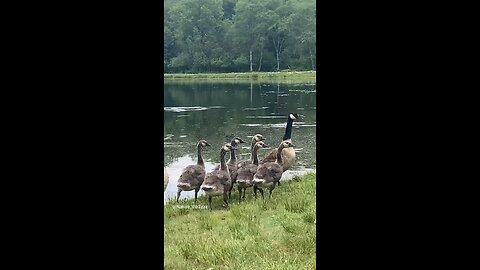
[[208, 196, 213, 210]]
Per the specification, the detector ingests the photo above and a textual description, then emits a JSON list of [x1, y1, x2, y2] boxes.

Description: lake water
[[164, 80, 317, 203]]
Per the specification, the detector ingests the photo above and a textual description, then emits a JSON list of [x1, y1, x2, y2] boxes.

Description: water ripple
[[164, 106, 208, 112]]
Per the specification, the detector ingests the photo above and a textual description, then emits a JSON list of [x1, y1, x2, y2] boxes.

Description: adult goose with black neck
[[261, 113, 302, 172], [176, 140, 210, 203]]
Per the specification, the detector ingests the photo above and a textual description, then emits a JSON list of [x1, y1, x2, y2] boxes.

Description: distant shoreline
[[164, 71, 316, 82]]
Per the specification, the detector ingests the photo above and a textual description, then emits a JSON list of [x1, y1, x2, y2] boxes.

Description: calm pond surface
[[164, 80, 316, 203]]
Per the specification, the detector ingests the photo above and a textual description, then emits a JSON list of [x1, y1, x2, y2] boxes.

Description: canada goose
[[235, 141, 268, 202], [236, 134, 265, 169], [176, 140, 210, 203], [214, 137, 246, 199], [164, 167, 169, 192], [201, 143, 235, 210], [262, 113, 302, 185], [253, 140, 295, 199]]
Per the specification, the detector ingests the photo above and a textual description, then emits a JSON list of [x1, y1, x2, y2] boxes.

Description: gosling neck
[[252, 146, 260, 166], [276, 144, 285, 164], [250, 138, 257, 153], [227, 144, 237, 165], [197, 144, 204, 167], [220, 149, 229, 171]]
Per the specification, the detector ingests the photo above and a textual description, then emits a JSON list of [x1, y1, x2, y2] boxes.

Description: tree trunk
[[276, 51, 280, 71], [273, 37, 282, 71], [309, 48, 315, 70], [249, 50, 253, 72], [250, 80, 253, 106], [257, 48, 263, 72]]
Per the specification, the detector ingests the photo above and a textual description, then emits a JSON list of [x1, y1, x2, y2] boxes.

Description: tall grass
[[164, 173, 316, 270]]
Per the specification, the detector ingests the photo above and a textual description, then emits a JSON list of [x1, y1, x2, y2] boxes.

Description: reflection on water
[[164, 81, 316, 203]]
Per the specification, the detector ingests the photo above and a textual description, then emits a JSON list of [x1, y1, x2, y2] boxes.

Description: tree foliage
[[164, 0, 316, 73]]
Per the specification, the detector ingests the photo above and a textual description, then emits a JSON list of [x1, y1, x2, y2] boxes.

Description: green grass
[[164, 71, 316, 83], [164, 173, 316, 270]]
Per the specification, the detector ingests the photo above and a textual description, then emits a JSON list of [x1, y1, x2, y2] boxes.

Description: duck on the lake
[[253, 140, 295, 199], [201, 143, 235, 210], [176, 140, 210, 203]]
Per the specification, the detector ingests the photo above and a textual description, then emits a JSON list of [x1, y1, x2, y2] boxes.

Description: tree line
[[164, 0, 316, 73]]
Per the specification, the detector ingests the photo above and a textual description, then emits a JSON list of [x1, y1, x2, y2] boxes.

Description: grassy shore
[[164, 71, 316, 83], [164, 173, 316, 270]]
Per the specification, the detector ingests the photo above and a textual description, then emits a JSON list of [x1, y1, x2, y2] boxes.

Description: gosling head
[[253, 134, 265, 142], [232, 137, 246, 146], [254, 141, 268, 149], [281, 140, 295, 148], [222, 143, 235, 152], [198, 140, 211, 148]]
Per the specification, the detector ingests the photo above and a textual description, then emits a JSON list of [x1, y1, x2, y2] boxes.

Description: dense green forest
[[164, 0, 316, 73]]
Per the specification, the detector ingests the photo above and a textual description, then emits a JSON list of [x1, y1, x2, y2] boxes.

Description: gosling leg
[[238, 186, 243, 202], [176, 189, 182, 203], [194, 187, 200, 204], [223, 192, 229, 207]]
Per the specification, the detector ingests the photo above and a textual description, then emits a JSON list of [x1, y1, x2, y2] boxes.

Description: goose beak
[[263, 144, 268, 148], [239, 138, 246, 143], [291, 144, 296, 147], [205, 142, 211, 146], [298, 114, 305, 120]]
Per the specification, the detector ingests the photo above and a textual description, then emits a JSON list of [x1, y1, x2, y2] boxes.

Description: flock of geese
[[164, 113, 302, 210]]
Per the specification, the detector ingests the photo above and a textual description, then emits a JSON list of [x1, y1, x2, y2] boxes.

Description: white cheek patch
[[289, 113, 296, 120], [223, 146, 229, 151], [234, 139, 240, 144]]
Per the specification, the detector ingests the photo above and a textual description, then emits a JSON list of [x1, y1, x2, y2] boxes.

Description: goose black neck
[[197, 144, 204, 166], [283, 117, 294, 140], [276, 144, 285, 164], [220, 149, 228, 170]]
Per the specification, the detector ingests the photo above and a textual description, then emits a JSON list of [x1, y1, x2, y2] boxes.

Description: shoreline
[[164, 71, 316, 82]]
